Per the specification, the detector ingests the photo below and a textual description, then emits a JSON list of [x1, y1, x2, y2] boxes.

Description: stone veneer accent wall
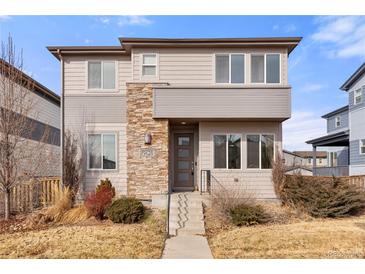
[[126, 83, 169, 199]]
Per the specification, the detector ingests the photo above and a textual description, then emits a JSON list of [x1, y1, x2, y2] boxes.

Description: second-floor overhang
[[152, 85, 291, 121], [306, 130, 349, 147]]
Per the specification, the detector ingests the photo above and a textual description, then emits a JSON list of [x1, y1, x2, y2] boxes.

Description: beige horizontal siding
[[153, 87, 291, 119], [64, 55, 132, 95], [83, 123, 127, 195], [199, 121, 282, 199], [132, 47, 288, 86]]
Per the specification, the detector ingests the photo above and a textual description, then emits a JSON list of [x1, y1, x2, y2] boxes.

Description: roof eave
[[47, 46, 126, 61], [340, 63, 365, 91]]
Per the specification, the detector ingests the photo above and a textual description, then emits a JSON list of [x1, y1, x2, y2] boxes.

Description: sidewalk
[[162, 235, 213, 259]]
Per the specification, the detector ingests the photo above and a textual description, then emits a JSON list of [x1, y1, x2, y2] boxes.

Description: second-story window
[[354, 88, 362, 105], [335, 116, 341, 128], [360, 139, 365, 155], [215, 54, 245, 84], [88, 61, 116, 90], [142, 54, 157, 76], [251, 53, 280, 84]]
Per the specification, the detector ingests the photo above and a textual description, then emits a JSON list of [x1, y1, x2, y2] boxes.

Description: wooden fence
[[0, 177, 61, 214]]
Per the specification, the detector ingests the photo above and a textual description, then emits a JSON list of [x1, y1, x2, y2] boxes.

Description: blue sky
[[0, 15, 364, 151]]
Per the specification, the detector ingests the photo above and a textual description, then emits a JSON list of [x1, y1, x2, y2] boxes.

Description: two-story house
[[48, 37, 301, 201], [307, 63, 365, 176], [0, 59, 61, 177]]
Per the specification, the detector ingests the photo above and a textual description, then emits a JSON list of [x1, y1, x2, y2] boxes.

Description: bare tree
[[63, 129, 85, 203], [0, 35, 55, 219]]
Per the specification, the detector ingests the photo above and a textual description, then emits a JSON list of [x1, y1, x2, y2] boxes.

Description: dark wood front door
[[173, 133, 194, 190]]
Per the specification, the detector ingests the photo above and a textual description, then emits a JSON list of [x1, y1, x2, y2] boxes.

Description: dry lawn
[[205, 204, 365, 259], [0, 210, 166, 259]]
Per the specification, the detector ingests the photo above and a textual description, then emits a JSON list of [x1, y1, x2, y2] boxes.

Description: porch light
[[144, 133, 152, 145], [181, 121, 186, 125]]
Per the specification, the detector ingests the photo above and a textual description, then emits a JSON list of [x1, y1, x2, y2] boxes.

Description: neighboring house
[[307, 63, 365, 176], [283, 150, 313, 175], [283, 149, 304, 167], [292, 151, 328, 168], [285, 166, 313, 176], [0, 59, 61, 177], [48, 37, 301, 201]]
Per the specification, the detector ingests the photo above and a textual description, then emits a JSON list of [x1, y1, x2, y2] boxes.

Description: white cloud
[[117, 16, 153, 27], [285, 23, 297, 32], [297, 83, 327, 93], [283, 111, 326, 151], [98, 17, 110, 25], [0, 15, 11, 21], [272, 23, 297, 33], [311, 16, 365, 58]]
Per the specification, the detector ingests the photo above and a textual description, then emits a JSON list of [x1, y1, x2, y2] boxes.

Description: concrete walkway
[[162, 235, 213, 259], [162, 192, 213, 259]]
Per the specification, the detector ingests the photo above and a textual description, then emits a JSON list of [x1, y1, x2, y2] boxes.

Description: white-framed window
[[215, 54, 245, 84], [142, 54, 157, 76], [213, 134, 241, 169], [360, 139, 365, 155], [354, 88, 362, 105], [251, 53, 280, 84], [246, 134, 274, 169], [87, 133, 117, 170], [87, 61, 116, 90], [335, 116, 341, 128], [308, 158, 312, 164]]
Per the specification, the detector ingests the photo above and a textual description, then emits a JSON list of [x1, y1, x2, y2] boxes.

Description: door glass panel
[[178, 149, 189, 158], [177, 173, 189, 182], [178, 137, 190, 146], [178, 161, 190, 169]]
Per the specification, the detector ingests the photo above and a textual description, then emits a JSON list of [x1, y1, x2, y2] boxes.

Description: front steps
[[168, 192, 205, 236]]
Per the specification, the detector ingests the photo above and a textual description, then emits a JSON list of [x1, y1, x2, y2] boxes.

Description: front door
[[173, 133, 194, 191]]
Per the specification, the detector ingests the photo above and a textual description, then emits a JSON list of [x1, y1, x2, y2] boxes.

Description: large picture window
[[360, 139, 365, 155], [215, 54, 245, 84], [88, 133, 117, 170], [247, 134, 274, 169], [213, 134, 241, 169], [88, 61, 116, 90], [251, 53, 280, 84]]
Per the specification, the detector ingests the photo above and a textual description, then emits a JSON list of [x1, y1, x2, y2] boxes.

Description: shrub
[[96, 178, 115, 197], [84, 188, 114, 219], [277, 174, 365, 218], [229, 204, 270, 226], [106, 197, 145, 224]]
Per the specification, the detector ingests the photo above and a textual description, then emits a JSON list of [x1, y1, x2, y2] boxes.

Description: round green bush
[[229, 204, 269, 226], [106, 197, 145, 224]]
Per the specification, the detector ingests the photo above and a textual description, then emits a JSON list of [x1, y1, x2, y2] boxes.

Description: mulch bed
[[0, 215, 28, 234]]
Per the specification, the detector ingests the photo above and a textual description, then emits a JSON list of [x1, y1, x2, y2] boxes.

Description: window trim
[[250, 53, 281, 85], [360, 139, 365, 155], [86, 60, 118, 92], [354, 88, 362, 105], [212, 133, 243, 170], [141, 53, 158, 78], [214, 53, 246, 84], [245, 133, 276, 170], [335, 116, 341, 128], [86, 132, 118, 171]]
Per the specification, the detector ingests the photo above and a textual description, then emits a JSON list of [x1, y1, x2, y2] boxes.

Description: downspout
[[59, 49, 65, 187]]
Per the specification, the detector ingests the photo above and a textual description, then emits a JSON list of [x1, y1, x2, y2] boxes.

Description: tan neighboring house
[[293, 151, 328, 168], [48, 37, 301, 201]]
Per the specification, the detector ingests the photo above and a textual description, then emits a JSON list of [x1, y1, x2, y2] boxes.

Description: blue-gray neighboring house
[[307, 63, 365, 176]]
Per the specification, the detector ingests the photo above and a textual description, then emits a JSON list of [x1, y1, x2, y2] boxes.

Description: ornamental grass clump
[[106, 197, 145, 224]]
